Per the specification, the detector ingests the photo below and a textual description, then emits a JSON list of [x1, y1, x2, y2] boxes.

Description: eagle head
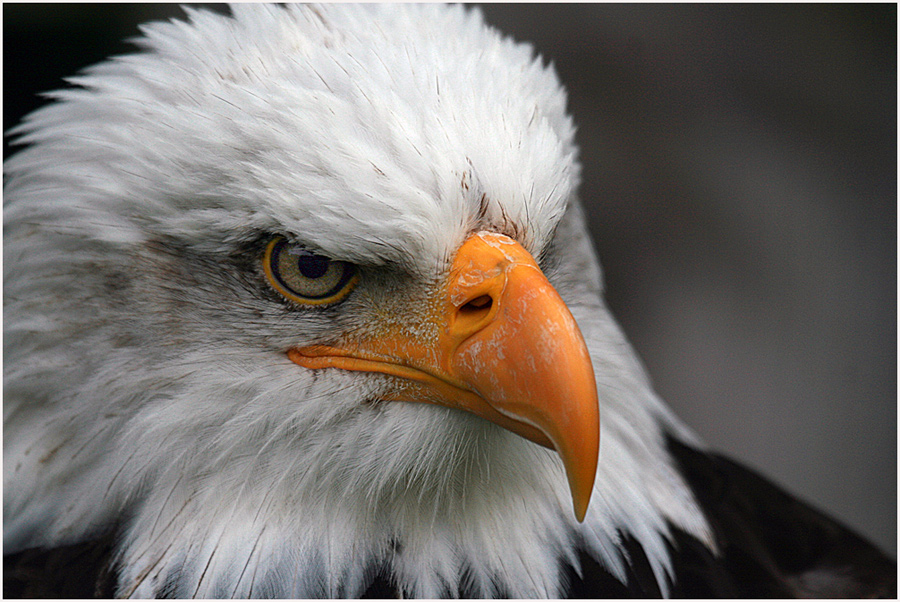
[[5, 5, 710, 597]]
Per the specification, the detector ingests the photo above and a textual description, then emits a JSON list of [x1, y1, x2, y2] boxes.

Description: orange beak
[[288, 231, 600, 521]]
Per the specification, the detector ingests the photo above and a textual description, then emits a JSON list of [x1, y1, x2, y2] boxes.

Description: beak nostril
[[460, 294, 493, 314]]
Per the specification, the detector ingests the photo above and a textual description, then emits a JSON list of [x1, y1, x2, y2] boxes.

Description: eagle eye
[[263, 237, 358, 306]]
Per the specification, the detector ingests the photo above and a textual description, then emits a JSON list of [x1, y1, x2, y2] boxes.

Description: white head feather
[[4, 4, 711, 597]]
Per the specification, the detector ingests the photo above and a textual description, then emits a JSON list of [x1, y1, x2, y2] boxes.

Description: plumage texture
[[4, 4, 893, 598]]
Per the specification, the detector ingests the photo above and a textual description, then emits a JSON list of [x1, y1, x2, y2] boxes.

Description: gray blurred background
[[4, 4, 895, 557]]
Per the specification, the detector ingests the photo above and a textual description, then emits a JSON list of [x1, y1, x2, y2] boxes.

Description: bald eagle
[[3, 4, 894, 598]]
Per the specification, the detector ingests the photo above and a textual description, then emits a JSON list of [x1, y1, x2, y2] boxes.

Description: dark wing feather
[[665, 435, 896, 598], [4, 535, 118, 599]]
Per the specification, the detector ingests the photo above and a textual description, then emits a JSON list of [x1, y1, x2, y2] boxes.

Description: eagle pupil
[[296, 254, 329, 279]]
